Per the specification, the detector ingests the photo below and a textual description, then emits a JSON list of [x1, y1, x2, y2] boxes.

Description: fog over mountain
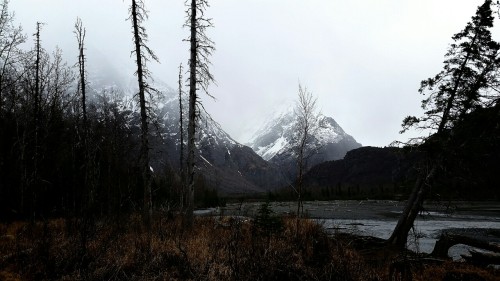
[[81, 59, 288, 194], [247, 103, 361, 180], [10, 0, 494, 147]]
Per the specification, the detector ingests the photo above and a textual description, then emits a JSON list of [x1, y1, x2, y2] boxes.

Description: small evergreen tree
[[254, 202, 283, 236]]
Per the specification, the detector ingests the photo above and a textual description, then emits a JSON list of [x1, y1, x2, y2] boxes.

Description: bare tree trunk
[[388, 165, 437, 247], [75, 18, 92, 213], [295, 147, 304, 237], [178, 63, 185, 210], [75, 18, 87, 129], [296, 139, 306, 219], [185, 0, 197, 228], [294, 84, 317, 236], [183, 0, 215, 227], [131, 0, 152, 230], [431, 229, 500, 258], [32, 22, 42, 220]]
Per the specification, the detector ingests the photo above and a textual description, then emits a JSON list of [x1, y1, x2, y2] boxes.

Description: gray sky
[[10, 0, 496, 147]]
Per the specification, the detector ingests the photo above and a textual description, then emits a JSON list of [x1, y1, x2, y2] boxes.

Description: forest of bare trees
[[0, 0, 180, 220], [0, 0, 226, 224]]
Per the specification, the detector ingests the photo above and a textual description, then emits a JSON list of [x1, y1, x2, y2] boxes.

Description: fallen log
[[461, 249, 500, 266], [431, 228, 500, 259]]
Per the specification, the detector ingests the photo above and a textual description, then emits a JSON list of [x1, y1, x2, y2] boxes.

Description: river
[[206, 200, 500, 259]]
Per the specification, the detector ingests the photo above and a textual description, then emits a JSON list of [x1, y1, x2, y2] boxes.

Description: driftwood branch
[[462, 249, 500, 266], [431, 228, 500, 261]]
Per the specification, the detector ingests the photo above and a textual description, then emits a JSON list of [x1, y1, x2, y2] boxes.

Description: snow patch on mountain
[[85, 60, 288, 193], [247, 102, 361, 167], [256, 136, 288, 161]]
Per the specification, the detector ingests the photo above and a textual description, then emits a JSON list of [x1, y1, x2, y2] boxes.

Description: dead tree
[[388, 0, 500, 248], [178, 63, 185, 209], [293, 84, 318, 219], [32, 22, 42, 219], [431, 229, 500, 259], [128, 0, 159, 230], [74, 17, 92, 211], [74, 16, 91, 249], [74, 17, 87, 129], [184, 0, 215, 226]]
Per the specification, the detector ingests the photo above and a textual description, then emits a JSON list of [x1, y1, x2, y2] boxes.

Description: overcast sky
[[10, 0, 497, 147]]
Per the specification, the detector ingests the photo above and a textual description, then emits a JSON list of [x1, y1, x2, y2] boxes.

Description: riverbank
[[1, 214, 499, 280], [209, 200, 500, 258]]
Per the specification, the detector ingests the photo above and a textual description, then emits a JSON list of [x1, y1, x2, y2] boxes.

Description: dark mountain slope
[[247, 104, 361, 180], [302, 105, 500, 200], [302, 146, 419, 198]]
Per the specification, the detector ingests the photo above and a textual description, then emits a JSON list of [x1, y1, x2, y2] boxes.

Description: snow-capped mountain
[[247, 103, 362, 180], [86, 67, 287, 194], [156, 88, 288, 193]]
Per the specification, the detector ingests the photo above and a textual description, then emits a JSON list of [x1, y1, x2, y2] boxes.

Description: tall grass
[[0, 215, 498, 280]]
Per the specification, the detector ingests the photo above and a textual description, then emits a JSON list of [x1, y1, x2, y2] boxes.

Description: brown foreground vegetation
[[0, 214, 499, 281]]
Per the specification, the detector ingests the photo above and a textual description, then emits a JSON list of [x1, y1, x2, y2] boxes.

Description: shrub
[[253, 202, 283, 236]]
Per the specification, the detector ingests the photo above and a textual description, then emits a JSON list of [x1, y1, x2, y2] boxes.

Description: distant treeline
[[293, 105, 500, 202]]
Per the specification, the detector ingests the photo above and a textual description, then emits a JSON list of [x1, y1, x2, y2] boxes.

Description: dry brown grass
[[415, 261, 500, 281], [0, 215, 498, 281]]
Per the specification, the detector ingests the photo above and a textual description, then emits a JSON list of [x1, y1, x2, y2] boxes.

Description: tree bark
[[388, 165, 437, 248], [185, 0, 197, 228], [178, 63, 184, 209], [131, 0, 152, 230], [76, 18, 87, 129], [32, 22, 41, 220]]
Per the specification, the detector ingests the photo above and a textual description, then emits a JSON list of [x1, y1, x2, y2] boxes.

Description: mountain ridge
[[246, 102, 362, 180], [87, 71, 288, 194]]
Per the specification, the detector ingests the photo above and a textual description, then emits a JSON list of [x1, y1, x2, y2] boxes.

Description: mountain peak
[[246, 105, 361, 179], [84, 68, 288, 193]]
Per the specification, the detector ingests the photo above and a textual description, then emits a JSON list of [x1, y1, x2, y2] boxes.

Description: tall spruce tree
[[389, 0, 500, 248]]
